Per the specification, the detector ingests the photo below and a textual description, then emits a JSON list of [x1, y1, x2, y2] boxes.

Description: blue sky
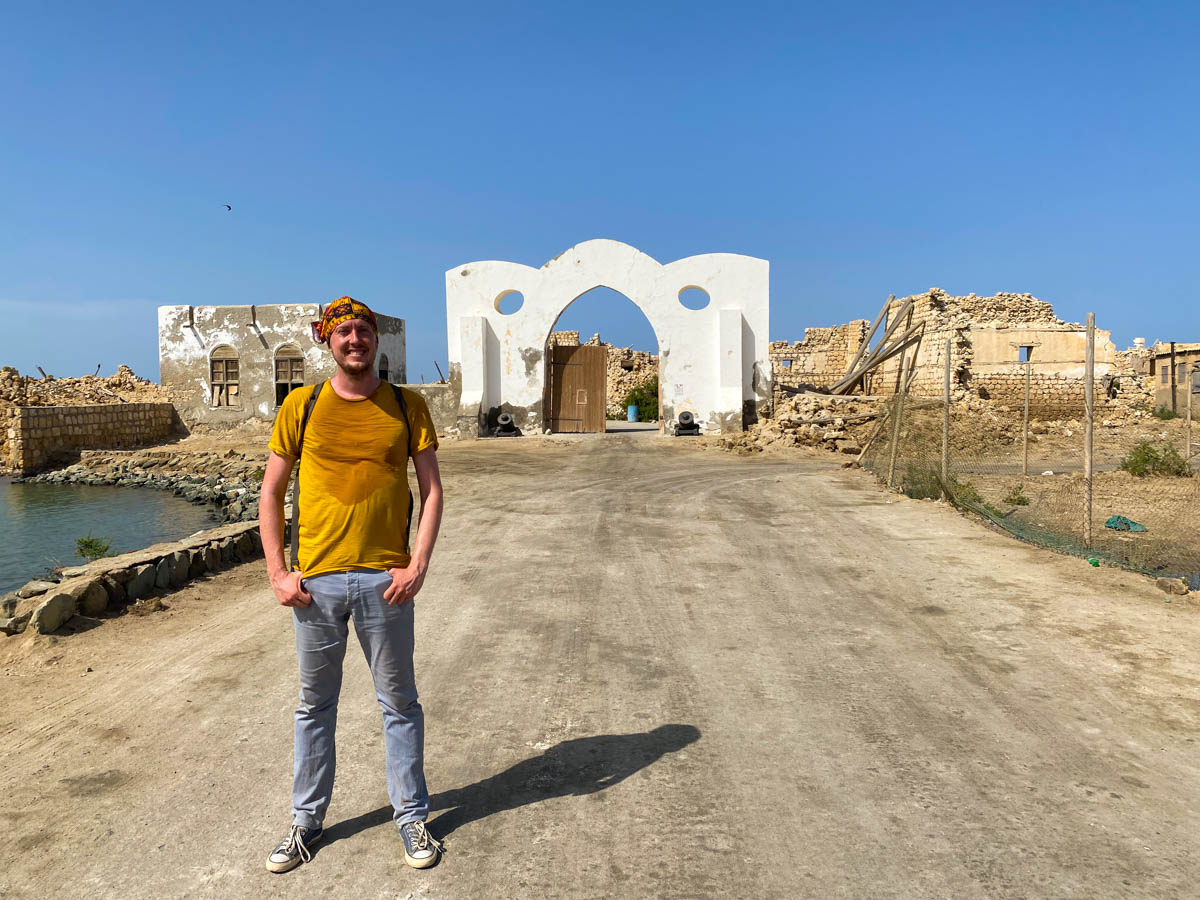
[[2, 0, 1198, 380]]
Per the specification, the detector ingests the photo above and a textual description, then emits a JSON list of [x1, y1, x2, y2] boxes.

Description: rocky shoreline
[[2, 444, 272, 638], [13, 446, 265, 523], [1, 521, 264, 637]]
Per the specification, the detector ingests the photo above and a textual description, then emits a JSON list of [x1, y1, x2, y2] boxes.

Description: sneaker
[[265, 823, 323, 873], [399, 821, 442, 869]]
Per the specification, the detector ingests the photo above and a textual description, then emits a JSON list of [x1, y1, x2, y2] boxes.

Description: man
[[259, 297, 444, 873]]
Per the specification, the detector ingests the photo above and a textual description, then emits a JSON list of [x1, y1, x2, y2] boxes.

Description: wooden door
[[549, 345, 607, 433]]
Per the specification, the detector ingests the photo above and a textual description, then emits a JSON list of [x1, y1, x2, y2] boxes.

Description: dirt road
[[2, 438, 1198, 899]]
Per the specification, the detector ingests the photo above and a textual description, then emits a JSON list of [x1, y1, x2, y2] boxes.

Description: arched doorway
[[444, 239, 770, 437]]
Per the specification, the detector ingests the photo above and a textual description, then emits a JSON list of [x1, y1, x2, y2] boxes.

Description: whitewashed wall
[[445, 239, 770, 434], [158, 303, 406, 426]]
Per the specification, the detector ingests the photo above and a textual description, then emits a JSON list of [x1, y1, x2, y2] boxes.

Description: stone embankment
[[0, 521, 263, 636], [15, 447, 265, 523], [2, 444, 273, 638]]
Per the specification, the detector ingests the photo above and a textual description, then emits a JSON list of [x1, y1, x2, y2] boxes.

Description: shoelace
[[404, 822, 444, 854], [278, 825, 314, 863]]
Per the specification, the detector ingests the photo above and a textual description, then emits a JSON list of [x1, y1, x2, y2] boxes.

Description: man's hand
[[384, 562, 427, 606], [271, 570, 313, 608]]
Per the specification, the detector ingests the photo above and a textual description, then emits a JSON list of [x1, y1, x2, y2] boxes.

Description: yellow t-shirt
[[269, 381, 439, 577]]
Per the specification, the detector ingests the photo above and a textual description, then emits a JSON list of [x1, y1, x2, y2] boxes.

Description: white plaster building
[[158, 303, 406, 426]]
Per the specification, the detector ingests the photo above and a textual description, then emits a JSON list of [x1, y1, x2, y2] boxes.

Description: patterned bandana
[[311, 297, 378, 344]]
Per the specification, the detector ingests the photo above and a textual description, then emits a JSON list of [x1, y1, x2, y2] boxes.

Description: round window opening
[[495, 290, 524, 315], [678, 286, 711, 310]]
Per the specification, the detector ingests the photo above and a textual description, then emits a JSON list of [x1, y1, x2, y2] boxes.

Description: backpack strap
[[288, 381, 325, 571], [391, 384, 417, 540]]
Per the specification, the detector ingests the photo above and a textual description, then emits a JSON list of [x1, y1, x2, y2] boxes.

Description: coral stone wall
[[770, 289, 1126, 419], [969, 373, 1086, 417], [1, 365, 170, 473], [770, 321, 869, 400], [5, 403, 180, 474]]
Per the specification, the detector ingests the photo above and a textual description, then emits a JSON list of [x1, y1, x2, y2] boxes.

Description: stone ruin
[[1, 365, 171, 474], [0, 365, 168, 407], [770, 288, 1153, 420]]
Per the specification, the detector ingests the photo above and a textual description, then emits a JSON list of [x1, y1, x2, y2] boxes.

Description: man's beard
[[335, 348, 375, 375]]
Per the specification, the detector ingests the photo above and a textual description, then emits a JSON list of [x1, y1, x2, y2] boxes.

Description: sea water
[[0, 478, 220, 594]]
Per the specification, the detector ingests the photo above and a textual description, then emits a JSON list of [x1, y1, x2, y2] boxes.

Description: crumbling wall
[[770, 321, 869, 400], [547, 331, 580, 348], [6, 403, 180, 474], [1, 365, 166, 406], [1, 365, 172, 474], [775, 289, 1123, 419], [404, 383, 458, 435]]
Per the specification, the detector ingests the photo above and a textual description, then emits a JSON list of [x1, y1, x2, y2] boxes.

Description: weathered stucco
[[158, 304, 406, 426], [969, 326, 1116, 378], [444, 239, 770, 435], [404, 383, 458, 435]]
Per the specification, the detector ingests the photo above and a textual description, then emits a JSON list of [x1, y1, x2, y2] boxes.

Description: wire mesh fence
[[860, 332, 1199, 590]]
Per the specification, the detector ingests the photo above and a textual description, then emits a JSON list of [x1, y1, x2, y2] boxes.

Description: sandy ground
[[2, 437, 1199, 899]]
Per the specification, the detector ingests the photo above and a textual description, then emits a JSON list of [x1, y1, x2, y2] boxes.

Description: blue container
[[627, 404, 639, 422]]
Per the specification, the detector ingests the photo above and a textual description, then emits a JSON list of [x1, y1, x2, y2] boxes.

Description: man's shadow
[[323, 724, 700, 844]]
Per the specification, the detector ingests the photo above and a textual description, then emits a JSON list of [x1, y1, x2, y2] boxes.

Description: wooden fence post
[[942, 337, 951, 491], [1023, 360, 1031, 477], [1084, 313, 1095, 549]]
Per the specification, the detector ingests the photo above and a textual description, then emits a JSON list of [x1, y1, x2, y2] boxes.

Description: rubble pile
[[712, 394, 886, 455], [0, 367, 29, 405], [0, 365, 168, 407], [921, 288, 1063, 326]]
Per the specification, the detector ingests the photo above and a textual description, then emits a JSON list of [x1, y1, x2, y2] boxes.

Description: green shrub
[[76, 532, 113, 561], [1003, 484, 1031, 506], [250, 466, 265, 484], [622, 376, 659, 422], [1153, 405, 1179, 421], [1119, 439, 1191, 477], [900, 464, 942, 500], [949, 479, 1005, 517], [951, 478, 983, 505]]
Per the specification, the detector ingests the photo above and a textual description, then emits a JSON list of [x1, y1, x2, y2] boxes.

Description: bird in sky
[[224, 204, 232, 211]]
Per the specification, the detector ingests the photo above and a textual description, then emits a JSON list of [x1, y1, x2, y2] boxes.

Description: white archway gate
[[445, 239, 770, 435]]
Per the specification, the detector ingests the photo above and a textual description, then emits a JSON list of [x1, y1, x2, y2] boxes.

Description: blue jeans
[[291, 569, 428, 829]]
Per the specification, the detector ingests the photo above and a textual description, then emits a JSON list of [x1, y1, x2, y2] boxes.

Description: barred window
[[275, 345, 305, 406], [210, 346, 240, 407]]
